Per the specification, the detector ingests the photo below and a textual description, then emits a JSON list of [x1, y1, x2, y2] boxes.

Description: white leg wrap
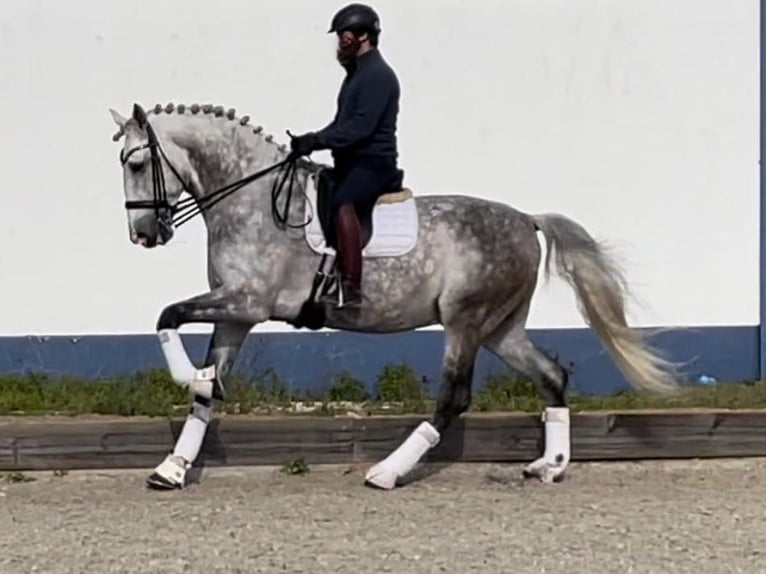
[[158, 329, 216, 398], [173, 400, 212, 463], [148, 401, 212, 490], [365, 421, 441, 490], [524, 407, 571, 483]]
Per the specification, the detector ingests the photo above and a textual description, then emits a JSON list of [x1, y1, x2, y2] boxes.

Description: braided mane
[[111, 101, 291, 154]]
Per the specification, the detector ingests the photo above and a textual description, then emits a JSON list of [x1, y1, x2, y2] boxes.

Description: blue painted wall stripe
[[0, 326, 757, 397]]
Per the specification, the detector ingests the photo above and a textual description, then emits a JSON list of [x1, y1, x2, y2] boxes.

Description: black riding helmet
[[328, 3, 381, 36]]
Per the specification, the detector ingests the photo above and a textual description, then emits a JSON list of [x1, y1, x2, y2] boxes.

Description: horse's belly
[[326, 293, 439, 333]]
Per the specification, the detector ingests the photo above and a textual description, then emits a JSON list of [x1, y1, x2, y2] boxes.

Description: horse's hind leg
[[147, 321, 251, 490], [364, 326, 480, 490], [484, 302, 572, 483], [431, 328, 481, 433]]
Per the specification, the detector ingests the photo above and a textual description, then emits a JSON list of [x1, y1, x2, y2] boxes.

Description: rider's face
[[336, 30, 363, 67]]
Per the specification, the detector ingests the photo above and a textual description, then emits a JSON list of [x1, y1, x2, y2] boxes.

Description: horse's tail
[[531, 213, 680, 395]]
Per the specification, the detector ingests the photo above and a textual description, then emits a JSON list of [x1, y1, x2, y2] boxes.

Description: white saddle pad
[[304, 174, 419, 258]]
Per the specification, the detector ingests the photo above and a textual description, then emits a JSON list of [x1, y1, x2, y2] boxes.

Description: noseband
[[120, 122, 311, 230], [121, 122, 178, 235]]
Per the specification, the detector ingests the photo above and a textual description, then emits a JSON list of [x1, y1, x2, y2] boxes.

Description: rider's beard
[[336, 35, 361, 68]]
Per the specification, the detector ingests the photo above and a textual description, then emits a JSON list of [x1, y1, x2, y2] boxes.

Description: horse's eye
[[129, 161, 144, 174]]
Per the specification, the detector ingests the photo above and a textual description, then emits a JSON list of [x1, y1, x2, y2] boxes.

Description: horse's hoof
[[146, 472, 182, 491], [146, 454, 188, 490], [522, 459, 567, 484], [364, 464, 399, 490]]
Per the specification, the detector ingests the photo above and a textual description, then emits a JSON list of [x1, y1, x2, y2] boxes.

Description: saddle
[[293, 166, 416, 329], [315, 167, 406, 249]]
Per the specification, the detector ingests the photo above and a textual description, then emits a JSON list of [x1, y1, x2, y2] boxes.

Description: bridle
[[120, 121, 312, 231]]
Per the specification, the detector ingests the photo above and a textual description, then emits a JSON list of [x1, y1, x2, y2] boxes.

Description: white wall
[[0, 0, 759, 335]]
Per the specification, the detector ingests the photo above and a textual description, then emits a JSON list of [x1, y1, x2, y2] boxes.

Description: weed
[[472, 376, 545, 412], [327, 373, 369, 403], [281, 458, 310, 476], [376, 364, 425, 402], [2, 472, 36, 484]]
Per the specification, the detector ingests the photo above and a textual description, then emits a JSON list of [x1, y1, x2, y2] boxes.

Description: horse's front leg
[[154, 287, 267, 400], [147, 288, 267, 490]]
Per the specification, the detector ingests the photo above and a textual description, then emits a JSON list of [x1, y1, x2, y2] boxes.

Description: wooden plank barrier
[[0, 410, 765, 471]]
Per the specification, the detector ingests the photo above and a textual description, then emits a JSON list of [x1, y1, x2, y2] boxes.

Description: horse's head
[[109, 103, 193, 248]]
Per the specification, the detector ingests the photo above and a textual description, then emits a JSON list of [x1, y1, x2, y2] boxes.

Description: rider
[[289, 3, 402, 308]]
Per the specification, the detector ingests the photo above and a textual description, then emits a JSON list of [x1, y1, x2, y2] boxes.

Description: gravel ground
[[1, 458, 764, 574]]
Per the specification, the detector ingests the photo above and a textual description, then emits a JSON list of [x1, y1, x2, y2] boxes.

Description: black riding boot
[[330, 203, 363, 308]]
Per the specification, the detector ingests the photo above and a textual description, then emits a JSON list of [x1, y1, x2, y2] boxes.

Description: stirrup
[[337, 278, 362, 309], [319, 278, 361, 309]]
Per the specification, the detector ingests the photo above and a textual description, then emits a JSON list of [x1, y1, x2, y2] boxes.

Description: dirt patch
[[0, 459, 763, 573]]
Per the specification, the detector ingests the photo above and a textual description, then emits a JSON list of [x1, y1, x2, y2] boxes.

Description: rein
[[121, 121, 312, 231]]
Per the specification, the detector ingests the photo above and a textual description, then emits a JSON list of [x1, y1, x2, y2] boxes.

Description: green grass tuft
[[0, 370, 187, 417], [281, 457, 310, 476], [375, 363, 427, 402], [0, 367, 764, 418], [471, 375, 766, 413], [2, 471, 36, 484], [327, 373, 370, 403]]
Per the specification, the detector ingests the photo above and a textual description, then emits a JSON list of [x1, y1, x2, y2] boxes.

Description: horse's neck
[[158, 113, 308, 231]]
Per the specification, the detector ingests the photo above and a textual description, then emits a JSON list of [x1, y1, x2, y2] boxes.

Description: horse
[[108, 101, 679, 491]]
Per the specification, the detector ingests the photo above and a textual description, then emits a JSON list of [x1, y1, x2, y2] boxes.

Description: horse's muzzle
[[131, 213, 173, 248]]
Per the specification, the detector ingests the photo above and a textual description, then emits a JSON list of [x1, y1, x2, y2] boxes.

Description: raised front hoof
[[522, 458, 568, 484], [364, 464, 400, 491], [146, 472, 183, 491]]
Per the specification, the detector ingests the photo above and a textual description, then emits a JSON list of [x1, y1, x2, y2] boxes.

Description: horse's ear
[[109, 108, 128, 129], [132, 103, 147, 127], [109, 108, 128, 141]]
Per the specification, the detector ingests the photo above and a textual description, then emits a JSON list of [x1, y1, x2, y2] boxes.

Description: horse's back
[[413, 193, 537, 242]]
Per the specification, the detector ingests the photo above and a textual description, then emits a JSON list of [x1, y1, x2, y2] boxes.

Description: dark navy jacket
[[315, 48, 400, 168]]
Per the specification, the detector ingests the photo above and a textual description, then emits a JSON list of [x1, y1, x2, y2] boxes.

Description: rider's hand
[[288, 131, 319, 157]]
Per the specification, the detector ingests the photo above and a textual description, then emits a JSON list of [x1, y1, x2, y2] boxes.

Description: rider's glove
[[289, 131, 320, 157]]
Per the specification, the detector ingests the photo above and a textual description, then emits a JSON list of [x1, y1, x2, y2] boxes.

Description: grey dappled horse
[[109, 102, 678, 490]]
